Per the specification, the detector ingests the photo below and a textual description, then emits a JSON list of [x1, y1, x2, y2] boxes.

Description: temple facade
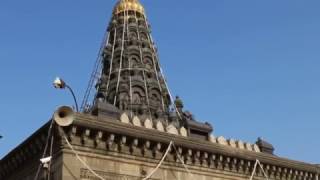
[[0, 0, 319, 180]]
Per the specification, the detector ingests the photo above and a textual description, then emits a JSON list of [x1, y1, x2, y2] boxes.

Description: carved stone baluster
[[193, 151, 201, 166], [209, 154, 216, 169], [281, 168, 287, 180], [130, 138, 140, 156], [153, 142, 162, 159], [165, 144, 175, 162], [308, 173, 313, 180], [143, 141, 152, 158], [238, 159, 244, 173], [231, 158, 238, 172], [81, 129, 91, 146], [201, 152, 209, 167], [185, 149, 192, 165], [276, 167, 282, 180], [175, 147, 183, 163], [224, 157, 231, 171], [265, 164, 270, 178], [107, 134, 117, 151], [304, 172, 309, 180], [68, 126, 77, 143], [270, 165, 277, 179], [245, 161, 252, 175], [216, 155, 223, 170], [95, 131, 104, 149], [293, 170, 298, 180], [299, 171, 304, 180], [119, 136, 129, 153]]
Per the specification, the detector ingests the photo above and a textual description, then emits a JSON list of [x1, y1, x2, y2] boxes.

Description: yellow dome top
[[113, 0, 145, 15]]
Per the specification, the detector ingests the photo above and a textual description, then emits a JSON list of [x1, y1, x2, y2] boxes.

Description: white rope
[[143, 13, 182, 121], [172, 143, 195, 179], [47, 135, 54, 180], [143, 15, 166, 113], [134, 11, 152, 120], [159, 67, 183, 120], [249, 159, 269, 180], [106, 28, 117, 94], [257, 160, 269, 180], [142, 141, 173, 180], [33, 120, 54, 180], [125, 11, 133, 118], [63, 135, 106, 180], [114, 12, 127, 105]]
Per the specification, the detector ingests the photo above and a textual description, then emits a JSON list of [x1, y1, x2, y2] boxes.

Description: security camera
[[40, 156, 52, 164]]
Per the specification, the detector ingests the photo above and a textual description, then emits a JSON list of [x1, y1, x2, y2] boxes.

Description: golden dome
[[113, 0, 145, 15]]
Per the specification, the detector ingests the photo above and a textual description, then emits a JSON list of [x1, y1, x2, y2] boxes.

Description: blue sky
[[0, 0, 319, 164]]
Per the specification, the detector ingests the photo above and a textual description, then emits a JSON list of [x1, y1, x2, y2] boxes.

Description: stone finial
[[253, 144, 261, 153], [209, 135, 217, 143], [180, 127, 188, 137], [144, 119, 153, 129], [237, 140, 245, 149], [217, 136, 227, 145], [245, 143, 253, 151], [120, 113, 130, 124], [228, 139, 237, 148], [156, 121, 164, 132], [132, 116, 142, 127], [166, 124, 178, 135]]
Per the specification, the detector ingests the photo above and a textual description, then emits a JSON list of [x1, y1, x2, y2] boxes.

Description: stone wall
[[62, 150, 263, 180]]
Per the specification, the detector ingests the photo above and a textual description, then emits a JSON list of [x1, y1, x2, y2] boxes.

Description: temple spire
[[94, 0, 174, 124]]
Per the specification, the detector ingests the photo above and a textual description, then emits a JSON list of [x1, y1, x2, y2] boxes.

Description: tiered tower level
[[95, 0, 171, 122]]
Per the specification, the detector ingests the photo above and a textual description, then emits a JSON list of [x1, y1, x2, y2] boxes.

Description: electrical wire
[[134, 11, 153, 120], [114, 11, 127, 105], [33, 119, 54, 180], [142, 141, 173, 180], [172, 143, 194, 179], [63, 135, 106, 180], [249, 159, 269, 180]]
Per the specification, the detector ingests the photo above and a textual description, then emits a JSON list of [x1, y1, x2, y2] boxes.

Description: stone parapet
[[63, 113, 319, 180]]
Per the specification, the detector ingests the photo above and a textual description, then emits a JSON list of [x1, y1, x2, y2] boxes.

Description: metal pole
[[65, 85, 79, 112]]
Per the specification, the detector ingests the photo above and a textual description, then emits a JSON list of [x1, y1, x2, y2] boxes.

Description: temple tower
[[95, 0, 172, 123]]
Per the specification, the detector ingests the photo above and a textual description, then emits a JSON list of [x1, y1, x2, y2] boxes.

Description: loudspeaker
[[53, 106, 74, 127]]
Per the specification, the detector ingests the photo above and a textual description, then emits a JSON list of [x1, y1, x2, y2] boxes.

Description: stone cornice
[[68, 113, 319, 179], [0, 113, 319, 180]]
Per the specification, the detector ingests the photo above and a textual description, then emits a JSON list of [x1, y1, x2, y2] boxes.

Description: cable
[[172, 143, 194, 179], [143, 15, 166, 113], [143, 14, 183, 121], [114, 11, 127, 105], [33, 119, 54, 180], [249, 159, 269, 180], [106, 29, 117, 95], [63, 135, 106, 180], [47, 135, 54, 180], [142, 141, 173, 180], [81, 15, 111, 111], [134, 11, 153, 120], [126, 9, 134, 118]]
